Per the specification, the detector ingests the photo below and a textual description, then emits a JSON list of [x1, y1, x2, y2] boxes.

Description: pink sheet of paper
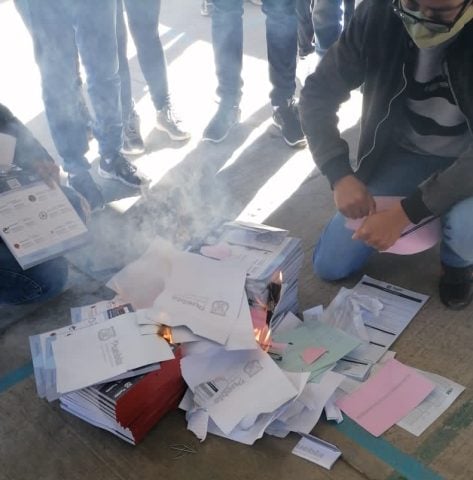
[[335, 359, 434, 437], [344, 196, 441, 255], [200, 243, 232, 260], [250, 307, 267, 330], [301, 347, 327, 365]]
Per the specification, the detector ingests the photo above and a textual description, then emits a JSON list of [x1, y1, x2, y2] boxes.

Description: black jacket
[[299, 0, 473, 223]]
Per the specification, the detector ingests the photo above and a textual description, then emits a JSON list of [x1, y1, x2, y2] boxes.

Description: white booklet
[[0, 170, 89, 269]]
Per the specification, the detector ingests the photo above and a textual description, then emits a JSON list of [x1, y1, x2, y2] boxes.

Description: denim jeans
[[212, 0, 298, 107], [312, 0, 354, 54], [25, 0, 122, 172], [313, 148, 473, 281], [121, 0, 170, 113], [0, 186, 86, 306]]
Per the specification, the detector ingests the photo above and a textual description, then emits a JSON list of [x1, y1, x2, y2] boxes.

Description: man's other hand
[[352, 203, 411, 251], [32, 159, 60, 188], [333, 175, 376, 219]]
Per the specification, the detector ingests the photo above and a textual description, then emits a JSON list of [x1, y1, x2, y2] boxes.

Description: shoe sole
[[155, 123, 191, 141], [121, 146, 146, 156], [97, 165, 147, 189], [202, 119, 240, 144], [272, 122, 307, 149]]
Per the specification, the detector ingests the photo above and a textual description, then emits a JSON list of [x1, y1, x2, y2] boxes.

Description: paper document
[[0, 133, 16, 169], [292, 433, 341, 470], [397, 369, 465, 436], [71, 298, 133, 324], [0, 172, 89, 269], [52, 314, 174, 393], [344, 276, 429, 365], [336, 359, 435, 437]]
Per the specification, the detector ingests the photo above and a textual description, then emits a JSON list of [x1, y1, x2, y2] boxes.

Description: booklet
[[0, 170, 89, 269]]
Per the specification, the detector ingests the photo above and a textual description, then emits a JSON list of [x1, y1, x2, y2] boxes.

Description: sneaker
[[202, 104, 241, 143], [98, 153, 148, 188], [272, 98, 307, 148], [68, 171, 104, 212], [200, 0, 214, 16], [122, 110, 145, 155], [156, 103, 191, 141], [439, 264, 473, 310]]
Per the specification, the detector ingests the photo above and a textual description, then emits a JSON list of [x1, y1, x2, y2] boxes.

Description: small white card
[[292, 433, 341, 470]]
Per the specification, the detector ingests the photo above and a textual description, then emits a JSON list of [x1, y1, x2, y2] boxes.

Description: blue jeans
[[212, 0, 298, 107], [312, 0, 354, 54], [313, 148, 473, 281], [0, 187, 86, 305], [26, 0, 122, 172]]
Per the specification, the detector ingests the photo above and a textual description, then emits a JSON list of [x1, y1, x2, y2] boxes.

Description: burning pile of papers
[[29, 221, 465, 467]]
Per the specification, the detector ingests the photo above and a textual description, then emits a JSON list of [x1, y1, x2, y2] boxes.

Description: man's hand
[[333, 175, 376, 219], [352, 202, 411, 251], [30, 159, 60, 188]]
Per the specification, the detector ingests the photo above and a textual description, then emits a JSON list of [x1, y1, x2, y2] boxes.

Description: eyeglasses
[[392, 0, 471, 32]]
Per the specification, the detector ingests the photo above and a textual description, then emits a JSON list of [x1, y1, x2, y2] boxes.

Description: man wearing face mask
[[300, 0, 473, 309]]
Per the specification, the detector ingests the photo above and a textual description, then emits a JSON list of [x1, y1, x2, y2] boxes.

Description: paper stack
[[198, 221, 304, 329]]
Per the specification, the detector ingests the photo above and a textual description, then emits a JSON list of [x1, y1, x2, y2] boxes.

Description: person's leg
[[124, 0, 189, 140], [311, 0, 343, 55], [73, 0, 122, 160], [26, 0, 90, 174], [202, 0, 243, 143], [438, 197, 473, 309], [212, 0, 244, 107], [313, 148, 455, 280], [0, 243, 68, 305], [116, 0, 145, 155], [295, 0, 315, 57]]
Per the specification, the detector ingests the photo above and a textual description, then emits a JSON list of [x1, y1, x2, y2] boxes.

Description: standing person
[[116, 0, 190, 155], [23, 0, 147, 212], [203, 0, 306, 148], [300, 0, 473, 309], [0, 103, 88, 305]]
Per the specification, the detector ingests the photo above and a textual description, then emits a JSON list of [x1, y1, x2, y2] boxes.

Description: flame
[[157, 325, 174, 344], [253, 325, 272, 352], [278, 270, 283, 283]]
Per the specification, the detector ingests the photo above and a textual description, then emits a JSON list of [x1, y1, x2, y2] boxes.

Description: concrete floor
[[1, 1, 472, 479]]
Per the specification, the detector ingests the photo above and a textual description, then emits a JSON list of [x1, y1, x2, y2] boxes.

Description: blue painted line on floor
[[335, 418, 444, 480], [0, 362, 33, 394]]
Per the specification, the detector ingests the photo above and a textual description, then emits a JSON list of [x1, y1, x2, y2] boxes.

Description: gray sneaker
[[98, 153, 148, 189], [122, 110, 145, 155], [68, 171, 104, 211], [156, 103, 191, 141], [202, 104, 241, 143]]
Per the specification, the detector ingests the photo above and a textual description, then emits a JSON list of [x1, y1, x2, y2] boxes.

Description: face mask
[[401, 3, 473, 48]]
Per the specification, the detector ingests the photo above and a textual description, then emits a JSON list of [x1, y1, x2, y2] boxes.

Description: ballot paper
[[336, 359, 435, 437], [151, 251, 247, 344], [52, 314, 174, 394], [397, 370, 465, 436], [181, 347, 298, 435], [266, 371, 345, 438], [272, 319, 361, 382], [292, 433, 342, 470], [0, 171, 89, 269], [106, 236, 176, 309], [343, 276, 429, 365], [70, 298, 134, 324]]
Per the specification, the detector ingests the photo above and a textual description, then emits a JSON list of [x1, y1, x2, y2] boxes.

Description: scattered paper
[[292, 433, 341, 470], [0, 133, 16, 169], [336, 359, 435, 437], [397, 370, 465, 436], [301, 347, 327, 365]]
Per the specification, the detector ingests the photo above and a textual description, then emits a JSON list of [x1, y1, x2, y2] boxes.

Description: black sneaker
[[98, 153, 148, 188], [68, 171, 104, 211], [202, 104, 241, 143], [272, 98, 307, 148], [439, 264, 473, 310], [122, 110, 145, 155], [156, 103, 190, 141]]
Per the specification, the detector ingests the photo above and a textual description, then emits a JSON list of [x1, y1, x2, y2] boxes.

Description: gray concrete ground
[[1, 1, 472, 479]]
